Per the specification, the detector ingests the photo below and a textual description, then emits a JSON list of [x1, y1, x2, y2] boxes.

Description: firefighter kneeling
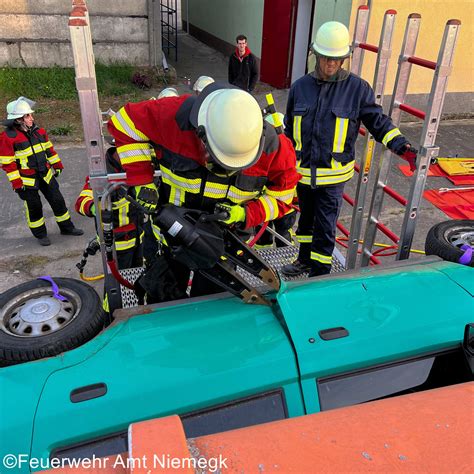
[[108, 83, 301, 302]]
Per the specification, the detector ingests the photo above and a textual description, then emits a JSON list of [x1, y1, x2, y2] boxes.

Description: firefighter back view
[[0, 97, 83, 246], [108, 83, 300, 301]]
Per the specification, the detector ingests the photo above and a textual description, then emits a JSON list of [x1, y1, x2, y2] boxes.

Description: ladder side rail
[[360, 14, 421, 266], [396, 19, 461, 259], [346, 9, 397, 269], [351, 5, 370, 76], [69, 1, 111, 279]]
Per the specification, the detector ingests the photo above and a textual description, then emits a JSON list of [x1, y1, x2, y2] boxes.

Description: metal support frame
[[361, 15, 461, 266], [161, 0, 178, 61], [346, 8, 397, 269]]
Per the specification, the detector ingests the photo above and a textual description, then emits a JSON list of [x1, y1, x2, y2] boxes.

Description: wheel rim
[[1, 287, 82, 338], [444, 226, 474, 250]]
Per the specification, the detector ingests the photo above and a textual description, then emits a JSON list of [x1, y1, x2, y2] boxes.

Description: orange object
[[424, 189, 474, 219], [44, 383, 474, 473]]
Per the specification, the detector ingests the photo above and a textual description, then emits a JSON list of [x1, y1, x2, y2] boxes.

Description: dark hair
[[236, 34, 247, 43]]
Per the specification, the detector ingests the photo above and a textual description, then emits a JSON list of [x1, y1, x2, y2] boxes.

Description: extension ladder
[[345, 6, 397, 268], [360, 15, 461, 266]]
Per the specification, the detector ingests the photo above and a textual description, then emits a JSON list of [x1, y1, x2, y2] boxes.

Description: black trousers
[[16, 177, 74, 238], [295, 182, 345, 276]]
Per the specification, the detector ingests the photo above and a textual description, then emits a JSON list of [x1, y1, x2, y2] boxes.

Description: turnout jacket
[[75, 150, 144, 252], [107, 95, 300, 229], [228, 47, 259, 93], [0, 123, 64, 189], [285, 73, 408, 187]]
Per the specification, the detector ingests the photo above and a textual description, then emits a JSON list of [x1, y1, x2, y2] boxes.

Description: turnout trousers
[[295, 182, 345, 276], [16, 176, 74, 238]]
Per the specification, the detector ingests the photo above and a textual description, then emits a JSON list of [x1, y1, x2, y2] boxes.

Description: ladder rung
[[359, 43, 379, 53], [376, 222, 399, 244], [337, 222, 350, 237], [383, 185, 408, 206], [398, 103, 426, 120], [407, 56, 437, 70], [343, 193, 355, 206]]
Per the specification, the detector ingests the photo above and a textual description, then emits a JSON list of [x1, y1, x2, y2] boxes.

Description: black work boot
[[61, 227, 84, 236], [37, 236, 51, 246], [281, 260, 311, 277]]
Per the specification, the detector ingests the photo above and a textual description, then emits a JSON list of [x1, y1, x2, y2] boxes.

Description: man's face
[[318, 57, 344, 80], [237, 39, 247, 56]]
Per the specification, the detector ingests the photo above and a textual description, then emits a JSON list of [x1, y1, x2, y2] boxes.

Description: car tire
[[425, 219, 474, 266], [0, 277, 104, 366]]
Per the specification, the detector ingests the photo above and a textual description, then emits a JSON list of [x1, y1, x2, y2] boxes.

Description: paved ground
[[1, 33, 473, 295]]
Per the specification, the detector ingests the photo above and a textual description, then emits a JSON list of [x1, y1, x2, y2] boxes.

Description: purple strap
[[458, 244, 473, 266], [37, 276, 68, 301]]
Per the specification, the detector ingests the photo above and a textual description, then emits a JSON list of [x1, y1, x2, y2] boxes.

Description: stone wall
[[0, 0, 162, 67]]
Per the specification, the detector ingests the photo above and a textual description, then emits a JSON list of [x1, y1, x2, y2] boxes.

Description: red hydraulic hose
[[107, 258, 135, 289], [248, 221, 269, 247]]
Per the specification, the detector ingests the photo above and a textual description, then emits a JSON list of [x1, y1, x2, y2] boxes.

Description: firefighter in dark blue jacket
[[282, 21, 417, 277]]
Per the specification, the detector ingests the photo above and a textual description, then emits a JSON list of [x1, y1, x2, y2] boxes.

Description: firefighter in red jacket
[[0, 97, 83, 246], [107, 83, 300, 297], [75, 148, 144, 269]]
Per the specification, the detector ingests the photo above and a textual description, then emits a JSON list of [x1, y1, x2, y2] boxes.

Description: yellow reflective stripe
[[115, 237, 136, 251], [80, 189, 94, 199], [311, 251, 332, 264], [296, 235, 312, 243], [1, 155, 15, 165], [22, 177, 36, 186], [203, 182, 228, 199], [299, 176, 312, 186], [332, 117, 349, 153], [111, 107, 149, 142], [79, 196, 93, 215], [293, 116, 302, 151], [25, 203, 45, 228], [296, 165, 311, 177], [43, 168, 54, 184], [227, 186, 259, 204], [102, 294, 109, 313], [382, 127, 402, 147], [117, 143, 152, 153], [258, 195, 279, 221], [117, 201, 130, 227], [43, 140, 53, 149], [316, 169, 354, 186], [119, 147, 152, 159], [265, 186, 295, 204], [7, 170, 20, 181], [55, 211, 71, 223], [120, 155, 151, 165], [15, 143, 46, 157], [160, 165, 201, 193], [47, 153, 61, 165]]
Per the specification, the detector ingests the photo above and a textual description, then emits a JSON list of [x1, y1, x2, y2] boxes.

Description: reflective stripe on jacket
[[285, 72, 408, 187], [0, 125, 63, 189], [107, 95, 301, 229]]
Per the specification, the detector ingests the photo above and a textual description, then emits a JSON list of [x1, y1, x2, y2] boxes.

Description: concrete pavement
[[1, 32, 473, 294]]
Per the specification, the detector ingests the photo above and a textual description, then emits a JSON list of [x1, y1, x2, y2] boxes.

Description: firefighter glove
[[134, 183, 158, 213], [215, 203, 246, 225], [14, 185, 26, 193], [54, 168, 62, 178], [398, 144, 418, 172], [90, 204, 96, 217]]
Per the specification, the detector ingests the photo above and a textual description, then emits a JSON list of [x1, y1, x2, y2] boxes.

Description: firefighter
[[192, 76, 215, 95], [107, 83, 300, 299], [75, 147, 144, 269], [282, 22, 417, 277], [157, 87, 179, 99], [0, 97, 83, 246]]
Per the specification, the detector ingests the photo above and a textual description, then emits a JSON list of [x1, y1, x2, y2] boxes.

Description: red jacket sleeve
[[75, 176, 94, 216], [0, 131, 22, 189]]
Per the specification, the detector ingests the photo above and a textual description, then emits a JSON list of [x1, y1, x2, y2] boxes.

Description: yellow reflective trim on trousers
[[203, 182, 228, 199], [1, 155, 15, 165], [311, 251, 332, 264], [103, 294, 109, 313], [296, 235, 312, 243], [258, 195, 279, 221], [7, 170, 20, 181], [382, 127, 401, 147], [111, 107, 150, 142], [25, 202, 45, 228], [47, 154, 61, 164], [332, 117, 349, 153], [43, 168, 54, 184], [115, 237, 136, 251], [55, 211, 71, 223], [293, 116, 302, 151], [265, 186, 295, 204]]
